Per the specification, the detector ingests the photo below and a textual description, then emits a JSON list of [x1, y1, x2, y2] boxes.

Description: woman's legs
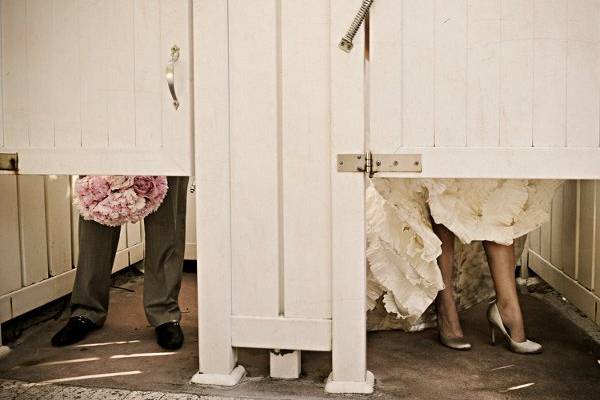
[[483, 241, 526, 342], [432, 222, 464, 338]]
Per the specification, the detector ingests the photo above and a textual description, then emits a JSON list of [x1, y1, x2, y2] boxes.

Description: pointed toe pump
[[439, 334, 472, 351], [487, 300, 542, 354]]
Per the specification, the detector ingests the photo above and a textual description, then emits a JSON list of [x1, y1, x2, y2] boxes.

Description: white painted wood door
[[368, 0, 600, 179], [0, 0, 192, 175], [193, 0, 371, 392]]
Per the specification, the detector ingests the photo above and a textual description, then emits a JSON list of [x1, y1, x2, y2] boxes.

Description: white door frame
[[191, 0, 243, 386]]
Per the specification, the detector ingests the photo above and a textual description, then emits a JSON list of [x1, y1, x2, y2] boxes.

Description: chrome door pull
[[166, 45, 181, 110], [339, 0, 374, 53]]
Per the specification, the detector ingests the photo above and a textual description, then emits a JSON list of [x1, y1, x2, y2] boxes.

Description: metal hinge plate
[[0, 153, 18, 171], [337, 153, 422, 176]]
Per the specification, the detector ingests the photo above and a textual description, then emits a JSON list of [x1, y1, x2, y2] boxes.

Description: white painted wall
[[527, 180, 600, 326], [0, 175, 144, 325]]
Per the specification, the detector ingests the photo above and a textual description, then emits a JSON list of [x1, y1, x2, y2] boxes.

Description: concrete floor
[[1, 268, 599, 400]]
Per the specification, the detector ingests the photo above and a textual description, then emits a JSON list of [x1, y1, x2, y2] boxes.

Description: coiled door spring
[[339, 0, 375, 53]]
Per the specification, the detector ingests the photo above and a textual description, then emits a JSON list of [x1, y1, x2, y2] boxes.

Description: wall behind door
[[0, 175, 143, 324], [527, 180, 600, 326]]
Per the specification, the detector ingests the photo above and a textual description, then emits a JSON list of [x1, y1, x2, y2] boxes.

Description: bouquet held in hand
[[74, 176, 168, 227]]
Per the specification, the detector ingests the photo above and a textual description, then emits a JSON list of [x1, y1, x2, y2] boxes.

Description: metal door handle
[[166, 45, 180, 110], [339, 0, 374, 53]]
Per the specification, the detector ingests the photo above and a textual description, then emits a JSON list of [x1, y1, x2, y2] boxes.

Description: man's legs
[[143, 176, 189, 327], [71, 217, 121, 324], [52, 217, 120, 346]]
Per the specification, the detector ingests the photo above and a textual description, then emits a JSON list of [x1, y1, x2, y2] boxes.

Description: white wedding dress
[[365, 178, 563, 331]]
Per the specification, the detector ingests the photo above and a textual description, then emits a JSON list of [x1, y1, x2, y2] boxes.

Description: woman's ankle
[[496, 300, 526, 341], [436, 296, 464, 338]]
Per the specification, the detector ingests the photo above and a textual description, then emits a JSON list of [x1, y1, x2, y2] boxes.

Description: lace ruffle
[[366, 179, 562, 331]]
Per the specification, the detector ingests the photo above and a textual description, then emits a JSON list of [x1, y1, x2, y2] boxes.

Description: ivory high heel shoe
[[487, 300, 542, 354], [439, 333, 472, 351]]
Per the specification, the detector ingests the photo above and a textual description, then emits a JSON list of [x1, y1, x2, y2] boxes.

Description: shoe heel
[[489, 324, 496, 345]]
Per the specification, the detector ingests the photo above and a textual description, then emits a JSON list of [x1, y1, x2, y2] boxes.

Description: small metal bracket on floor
[[270, 350, 301, 379]]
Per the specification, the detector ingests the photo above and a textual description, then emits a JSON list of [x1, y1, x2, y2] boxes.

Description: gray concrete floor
[[1, 268, 599, 400]]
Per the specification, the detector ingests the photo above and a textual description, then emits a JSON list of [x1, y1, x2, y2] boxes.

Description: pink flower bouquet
[[74, 176, 168, 227]]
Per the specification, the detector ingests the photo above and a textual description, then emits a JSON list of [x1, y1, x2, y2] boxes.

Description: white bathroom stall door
[[0, 0, 192, 176], [368, 0, 600, 179]]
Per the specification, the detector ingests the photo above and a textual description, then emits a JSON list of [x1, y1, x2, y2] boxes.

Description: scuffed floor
[[0, 268, 599, 400]]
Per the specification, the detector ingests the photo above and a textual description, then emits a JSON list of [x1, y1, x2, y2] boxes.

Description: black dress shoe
[[51, 316, 99, 347], [155, 321, 184, 350]]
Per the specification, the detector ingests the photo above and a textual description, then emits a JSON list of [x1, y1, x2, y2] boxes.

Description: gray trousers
[[71, 176, 189, 327]]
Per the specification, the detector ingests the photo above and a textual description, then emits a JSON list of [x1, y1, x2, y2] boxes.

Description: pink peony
[[74, 175, 168, 227]]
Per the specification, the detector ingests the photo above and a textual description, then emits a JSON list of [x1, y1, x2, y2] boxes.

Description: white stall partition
[[0, 0, 193, 176], [193, 0, 372, 393]]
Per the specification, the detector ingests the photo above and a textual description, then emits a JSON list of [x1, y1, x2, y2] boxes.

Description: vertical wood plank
[[566, 41, 600, 147], [0, 176, 23, 295], [45, 176, 73, 275], [106, 0, 135, 148], [80, 0, 109, 148], [577, 180, 596, 289], [126, 221, 144, 266], [126, 222, 142, 247], [26, 0, 55, 148], [112, 225, 128, 272], [117, 225, 127, 251], [70, 176, 80, 267], [281, 0, 331, 319], [369, 0, 403, 152], [194, 0, 238, 375], [595, 181, 600, 293], [566, 0, 600, 148], [550, 184, 564, 267], [134, 0, 162, 148], [434, 0, 467, 147], [532, 0, 568, 147], [562, 180, 578, 278], [184, 187, 196, 259], [229, 0, 280, 318], [17, 176, 49, 285], [568, 0, 600, 43], [500, 0, 534, 147], [329, 0, 369, 387], [403, 0, 435, 147], [466, 0, 501, 147], [540, 220, 552, 261], [2, 0, 29, 147], [529, 226, 541, 254], [0, 0, 4, 148], [53, 0, 81, 148]]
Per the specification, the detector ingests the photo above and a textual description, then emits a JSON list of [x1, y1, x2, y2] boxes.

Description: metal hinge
[[0, 153, 18, 172], [337, 152, 422, 177]]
